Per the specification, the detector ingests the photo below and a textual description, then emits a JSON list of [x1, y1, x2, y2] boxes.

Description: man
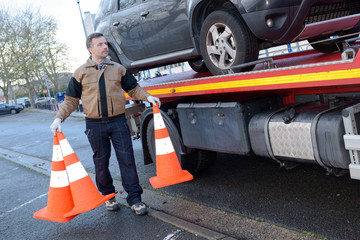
[[50, 32, 160, 216]]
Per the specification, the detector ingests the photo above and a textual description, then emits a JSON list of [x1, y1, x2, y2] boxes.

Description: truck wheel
[[145, 117, 216, 173], [182, 149, 217, 173], [199, 10, 259, 75], [146, 117, 183, 166], [188, 59, 208, 73]]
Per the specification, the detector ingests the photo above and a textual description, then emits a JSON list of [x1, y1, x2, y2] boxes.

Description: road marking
[[0, 167, 19, 176], [0, 193, 48, 218], [163, 229, 182, 240]]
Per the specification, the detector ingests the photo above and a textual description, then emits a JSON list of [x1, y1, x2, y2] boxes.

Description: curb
[[27, 108, 85, 119], [148, 209, 234, 240]]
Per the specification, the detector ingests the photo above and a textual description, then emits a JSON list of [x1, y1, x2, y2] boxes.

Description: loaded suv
[[94, 0, 360, 75]]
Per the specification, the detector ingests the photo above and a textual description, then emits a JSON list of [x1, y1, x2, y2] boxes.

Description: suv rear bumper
[[294, 13, 360, 42], [241, 0, 360, 45]]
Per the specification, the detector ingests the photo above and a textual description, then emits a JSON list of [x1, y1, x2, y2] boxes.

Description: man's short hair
[[86, 32, 104, 49]]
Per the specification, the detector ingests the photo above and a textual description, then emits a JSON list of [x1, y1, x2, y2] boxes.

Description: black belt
[[85, 113, 125, 123]]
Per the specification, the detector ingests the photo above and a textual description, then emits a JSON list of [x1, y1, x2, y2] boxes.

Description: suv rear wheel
[[199, 10, 259, 75]]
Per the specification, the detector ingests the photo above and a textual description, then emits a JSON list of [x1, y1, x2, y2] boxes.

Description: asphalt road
[[0, 157, 208, 240], [1, 109, 360, 239], [0, 111, 213, 240]]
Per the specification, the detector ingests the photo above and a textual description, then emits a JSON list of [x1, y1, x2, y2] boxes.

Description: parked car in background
[[9, 97, 31, 109], [0, 104, 23, 115], [95, 0, 360, 75], [34, 97, 55, 107], [17, 97, 30, 108]]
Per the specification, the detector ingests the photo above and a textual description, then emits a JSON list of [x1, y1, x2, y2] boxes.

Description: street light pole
[[76, 0, 88, 38], [36, 47, 51, 99]]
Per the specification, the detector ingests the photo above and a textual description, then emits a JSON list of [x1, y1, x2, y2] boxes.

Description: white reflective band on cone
[[59, 139, 75, 157], [155, 137, 175, 155], [52, 146, 64, 162], [66, 161, 88, 183], [154, 112, 165, 130], [49, 170, 69, 188]]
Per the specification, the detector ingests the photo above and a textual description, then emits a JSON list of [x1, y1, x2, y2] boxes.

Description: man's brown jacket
[[55, 58, 149, 121]]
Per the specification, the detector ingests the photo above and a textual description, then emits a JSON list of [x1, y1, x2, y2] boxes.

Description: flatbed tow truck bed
[[135, 47, 360, 104]]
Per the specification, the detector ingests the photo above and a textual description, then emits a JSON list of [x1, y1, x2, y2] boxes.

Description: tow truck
[[125, 39, 360, 180]]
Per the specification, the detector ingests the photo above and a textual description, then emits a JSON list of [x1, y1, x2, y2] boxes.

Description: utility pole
[[76, 0, 88, 38], [36, 47, 51, 99]]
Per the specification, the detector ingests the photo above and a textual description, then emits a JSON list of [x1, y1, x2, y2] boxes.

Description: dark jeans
[[85, 116, 143, 206]]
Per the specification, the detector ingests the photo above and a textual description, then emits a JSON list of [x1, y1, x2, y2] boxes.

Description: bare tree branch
[[0, 6, 70, 105]]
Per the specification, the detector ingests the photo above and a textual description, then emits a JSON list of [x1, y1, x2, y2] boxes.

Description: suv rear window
[[97, 0, 114, 14], [119, 0, 137, 9]]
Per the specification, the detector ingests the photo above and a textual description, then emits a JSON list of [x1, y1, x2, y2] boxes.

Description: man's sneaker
[[131, 202, 148, 216], [105, 197, 120, 211]]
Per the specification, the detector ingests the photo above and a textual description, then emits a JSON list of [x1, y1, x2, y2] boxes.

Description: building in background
[[84, 11, 96, 36]]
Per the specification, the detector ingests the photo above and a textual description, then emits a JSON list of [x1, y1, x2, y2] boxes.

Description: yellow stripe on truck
[[125, 68, 360, 97]]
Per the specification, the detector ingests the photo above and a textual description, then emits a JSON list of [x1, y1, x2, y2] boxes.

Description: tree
[[0, 7, 70, 106], [0, 9, 17, 104], [40, 38, 69, 93], [10, 8, 54, 106]]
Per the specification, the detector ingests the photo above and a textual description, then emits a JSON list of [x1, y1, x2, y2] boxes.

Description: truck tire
[[188, 59, 208, 73], [146, 117, 183, 167], [199, 10, 259, 75], [182, 149, 217, 173], [145, 117, 216, 173]]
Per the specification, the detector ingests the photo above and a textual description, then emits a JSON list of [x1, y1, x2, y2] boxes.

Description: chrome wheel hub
[[206, 23, 236, 69]]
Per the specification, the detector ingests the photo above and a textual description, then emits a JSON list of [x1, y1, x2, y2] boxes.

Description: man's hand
[[50, 118, 62, 135], [147, 96, 161, 107]]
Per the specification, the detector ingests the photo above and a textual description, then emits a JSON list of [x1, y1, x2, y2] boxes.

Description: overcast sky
[[1, 0, 101, 72]]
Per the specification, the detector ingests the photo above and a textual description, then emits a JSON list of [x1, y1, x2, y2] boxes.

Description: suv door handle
[[113, 22, 120, 27], [140, 11, 149, 17]]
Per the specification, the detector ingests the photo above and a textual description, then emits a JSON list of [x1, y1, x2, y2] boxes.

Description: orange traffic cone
[[56, 132, 115, 217], [33, 133, 77, 222], [149, 105, 193, 188]]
